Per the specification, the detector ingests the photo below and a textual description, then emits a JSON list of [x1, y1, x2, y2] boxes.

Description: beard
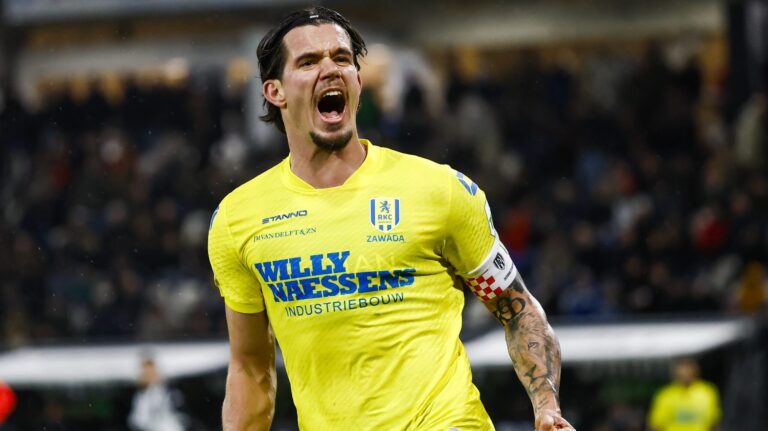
[[309, 129, 353, 152]]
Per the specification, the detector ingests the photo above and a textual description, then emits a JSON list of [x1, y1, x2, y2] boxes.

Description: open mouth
[[317, 90, 346, 122]]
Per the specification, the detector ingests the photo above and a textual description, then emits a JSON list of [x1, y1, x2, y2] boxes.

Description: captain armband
[[463, 238, 517, 302]]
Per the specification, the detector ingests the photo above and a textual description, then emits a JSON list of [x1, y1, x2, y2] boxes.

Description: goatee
[[309, 130, 353, 152]]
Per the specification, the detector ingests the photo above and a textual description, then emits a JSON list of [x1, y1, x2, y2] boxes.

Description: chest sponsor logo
[[253, 251, 415, 318], [366, 233, 405, 243], [253, 227, 317, 242], [370, 197, 400, 232], [262, 209, 308, 224]]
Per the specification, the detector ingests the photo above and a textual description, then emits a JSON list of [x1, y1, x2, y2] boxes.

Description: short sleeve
[[442, 169, 517, 301], [207, 200, 265, 313]]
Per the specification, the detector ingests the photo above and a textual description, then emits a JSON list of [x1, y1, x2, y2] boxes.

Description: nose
[[318, 56, 341, 81]]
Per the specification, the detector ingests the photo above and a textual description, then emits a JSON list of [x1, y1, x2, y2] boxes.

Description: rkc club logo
[[370, 197, 400, 232]]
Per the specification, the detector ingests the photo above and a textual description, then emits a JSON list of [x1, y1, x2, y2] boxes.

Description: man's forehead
[[283, 23, 352, 56]]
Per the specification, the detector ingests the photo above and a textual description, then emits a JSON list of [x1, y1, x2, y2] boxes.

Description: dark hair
[[256, 6, 367, 134]]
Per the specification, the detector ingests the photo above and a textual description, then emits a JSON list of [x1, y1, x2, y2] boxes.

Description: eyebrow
[[293, 47, 354, 64]]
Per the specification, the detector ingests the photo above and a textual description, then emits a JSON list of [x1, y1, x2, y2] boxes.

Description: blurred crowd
[[1, 42, 768, 345], [433, 45, 768, 324], [1, 75, 240, 344]]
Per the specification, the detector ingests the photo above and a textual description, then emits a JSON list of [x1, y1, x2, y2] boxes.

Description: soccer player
[[208, 6, 574, 431], [647, 358, 721, 431]]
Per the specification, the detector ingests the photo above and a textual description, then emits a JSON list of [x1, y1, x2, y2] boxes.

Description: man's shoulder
[[692, 380, 720, 395], [654, 383, 682, 399], [376, 145, 454, 182], [219, 160, 286, 213]]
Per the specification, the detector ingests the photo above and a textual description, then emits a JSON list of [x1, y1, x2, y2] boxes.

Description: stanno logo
[[262, 209, 308, 224], [370, 197, 400, 232]]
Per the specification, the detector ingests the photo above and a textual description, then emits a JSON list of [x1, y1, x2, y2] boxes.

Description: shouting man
[[208, 6, 574, 431]]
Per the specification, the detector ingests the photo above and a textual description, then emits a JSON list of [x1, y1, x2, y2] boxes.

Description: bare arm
[[483, 273, 567, 428], [223, 305, 276, 431]]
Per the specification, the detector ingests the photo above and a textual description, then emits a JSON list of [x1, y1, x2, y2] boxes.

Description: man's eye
[[335, 56, 351, 64], [300, 59, 315, 67]]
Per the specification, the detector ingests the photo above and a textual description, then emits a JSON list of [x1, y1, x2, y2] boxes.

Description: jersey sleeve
[[207, 199, 265, 313], [442, 169, 518, 302]]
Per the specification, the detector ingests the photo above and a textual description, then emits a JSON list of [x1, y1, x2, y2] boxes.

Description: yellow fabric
[[648, 380, 721, 431], [208, 140, 497, 430]]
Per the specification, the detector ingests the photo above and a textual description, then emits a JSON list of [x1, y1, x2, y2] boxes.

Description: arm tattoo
[[491, 273, 562, 414], [491, 273, 529, 326], [511, 276, 526, 293], [492, 296, 527, 328]]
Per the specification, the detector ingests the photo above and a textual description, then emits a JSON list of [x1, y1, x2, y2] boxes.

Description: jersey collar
[[280, 139, 377, 193]]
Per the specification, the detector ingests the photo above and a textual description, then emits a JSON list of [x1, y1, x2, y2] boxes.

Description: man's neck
[[286, 132, 367, 189]]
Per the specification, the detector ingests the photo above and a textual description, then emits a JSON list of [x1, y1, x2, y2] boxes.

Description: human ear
[[263, 79, 286, 108]]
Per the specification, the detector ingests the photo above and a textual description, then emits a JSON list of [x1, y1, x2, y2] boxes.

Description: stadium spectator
[[128, 356, 185, 431]]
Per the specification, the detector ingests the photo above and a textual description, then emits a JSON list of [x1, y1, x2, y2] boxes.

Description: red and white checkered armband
[[462, 238, 517, 302]]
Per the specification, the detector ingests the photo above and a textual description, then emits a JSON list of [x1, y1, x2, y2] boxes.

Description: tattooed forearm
[[492, 296, 527, 328], [488, 274, 562, 415], [506, 317, 561, 407]]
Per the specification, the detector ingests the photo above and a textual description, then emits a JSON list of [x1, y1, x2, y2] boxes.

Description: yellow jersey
[[208, 140, 517, 430], [647, 380, 721, 431]]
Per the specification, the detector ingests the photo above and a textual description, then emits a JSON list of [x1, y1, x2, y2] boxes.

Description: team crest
[[370, 197, 400, 232]]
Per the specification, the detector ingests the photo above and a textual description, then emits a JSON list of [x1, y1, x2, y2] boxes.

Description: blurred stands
[[1, 72, 243, 344], [2, 34, 767, 346]]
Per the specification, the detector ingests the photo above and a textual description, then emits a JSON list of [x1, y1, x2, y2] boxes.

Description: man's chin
[[309, 129, 353, 152]]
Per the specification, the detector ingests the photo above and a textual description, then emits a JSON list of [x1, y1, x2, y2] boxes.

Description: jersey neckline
[[279, 139, 377, 194]]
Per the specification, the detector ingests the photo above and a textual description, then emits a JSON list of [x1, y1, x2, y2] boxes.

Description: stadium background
[[0, 0, 767, 429]]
